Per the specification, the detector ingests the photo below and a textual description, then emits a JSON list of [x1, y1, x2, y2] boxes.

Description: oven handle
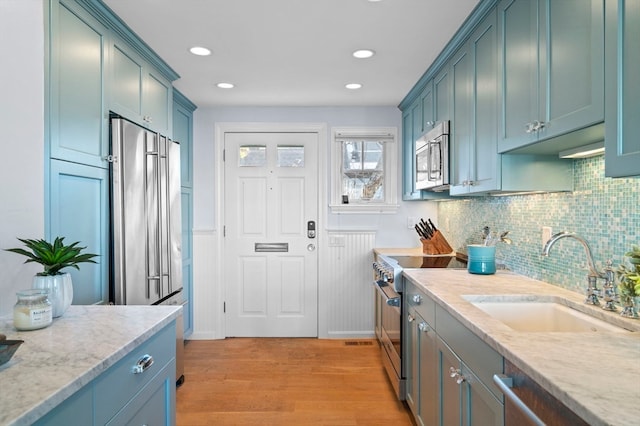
[[374, 281, 401, 307]]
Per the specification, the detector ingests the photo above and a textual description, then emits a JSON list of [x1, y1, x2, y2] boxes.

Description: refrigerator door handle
[[146, 131, 162, 301]]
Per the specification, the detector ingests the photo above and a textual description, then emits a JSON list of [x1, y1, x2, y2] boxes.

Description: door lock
[[307, 221, 316, 238]]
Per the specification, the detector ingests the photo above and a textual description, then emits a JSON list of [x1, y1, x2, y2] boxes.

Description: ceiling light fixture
[[345, 83, 362, 90], [189, 46, 211, 56], [559, 142, 605, 159], [217, 82, 234, 89], [353, 49, 375, 59]]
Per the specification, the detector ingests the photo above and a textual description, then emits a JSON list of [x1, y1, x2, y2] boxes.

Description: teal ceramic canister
[[467, 244, 496, 275]]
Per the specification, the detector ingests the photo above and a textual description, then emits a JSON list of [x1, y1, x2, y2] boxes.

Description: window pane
[[341, 140, 384, 202], [238, 145, 266, 167], [277, 145, 304, 167]]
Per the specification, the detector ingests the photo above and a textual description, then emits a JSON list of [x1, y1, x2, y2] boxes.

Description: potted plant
[[616, 245, 640, 319], [6, 237, 98, 317]]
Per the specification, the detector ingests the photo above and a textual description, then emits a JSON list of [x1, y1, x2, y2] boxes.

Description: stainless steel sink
[[462, 295, 633, 332]]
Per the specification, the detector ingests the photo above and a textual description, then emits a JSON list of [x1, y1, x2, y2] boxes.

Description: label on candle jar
[[14, 306, 53, 330], [13, 290, 53, 331]]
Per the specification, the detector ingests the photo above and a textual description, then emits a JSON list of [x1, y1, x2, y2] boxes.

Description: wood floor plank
[[177, 338, 414, 426]]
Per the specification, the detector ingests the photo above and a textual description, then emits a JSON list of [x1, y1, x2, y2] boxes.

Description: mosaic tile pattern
[[439, 155, 640, 294]]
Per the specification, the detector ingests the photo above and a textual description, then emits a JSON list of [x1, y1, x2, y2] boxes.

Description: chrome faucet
[[542, 232, 615, 308]]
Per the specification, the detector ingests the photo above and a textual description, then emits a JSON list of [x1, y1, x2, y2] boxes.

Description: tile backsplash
[[439, 155, 640, 294]]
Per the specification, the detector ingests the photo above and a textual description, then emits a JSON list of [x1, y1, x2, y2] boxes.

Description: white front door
[[224, 131, 319, 337]]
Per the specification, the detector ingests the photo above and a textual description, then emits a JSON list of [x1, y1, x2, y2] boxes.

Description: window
[[330, 127, 398, 213]]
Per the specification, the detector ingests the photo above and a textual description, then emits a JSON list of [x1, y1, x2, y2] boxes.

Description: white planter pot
[[32, 273, 73, 318]]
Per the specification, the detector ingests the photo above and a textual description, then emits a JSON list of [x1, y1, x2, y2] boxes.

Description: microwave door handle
[[428, 140, 441, 181]]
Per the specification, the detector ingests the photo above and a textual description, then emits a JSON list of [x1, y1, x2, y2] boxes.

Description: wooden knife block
[[420, 231, 454, 254]]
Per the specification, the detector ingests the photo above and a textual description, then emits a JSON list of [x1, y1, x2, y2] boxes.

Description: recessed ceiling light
[[217, 82, 234, 89], [345, 83, 362, 90], [353, 49, 375, 59], [189, 46, 211, 56]]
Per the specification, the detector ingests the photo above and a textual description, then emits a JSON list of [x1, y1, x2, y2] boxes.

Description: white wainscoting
[[190, 229, 221, 339], [191, 228, 377, 339], [320, 230, 376, 338]]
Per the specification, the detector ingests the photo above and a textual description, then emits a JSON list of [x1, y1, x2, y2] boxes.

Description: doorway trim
[[213, 122, 328, 338]]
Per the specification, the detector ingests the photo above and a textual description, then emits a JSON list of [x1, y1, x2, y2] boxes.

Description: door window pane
[[238, 145, 266, 167], [277, 145, 304, 167]]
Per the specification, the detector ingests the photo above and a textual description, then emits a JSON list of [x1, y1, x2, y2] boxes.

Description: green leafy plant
[[5, 237, 98, 276], [617, 245, 640, 298]]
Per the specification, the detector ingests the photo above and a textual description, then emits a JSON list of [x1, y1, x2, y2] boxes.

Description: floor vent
[[344, 341, 374, 346]]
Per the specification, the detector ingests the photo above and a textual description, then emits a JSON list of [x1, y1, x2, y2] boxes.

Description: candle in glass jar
[[13, 289, 53, 331]]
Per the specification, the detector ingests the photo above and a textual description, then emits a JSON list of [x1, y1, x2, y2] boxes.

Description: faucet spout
[[542, 232, 604, 279]]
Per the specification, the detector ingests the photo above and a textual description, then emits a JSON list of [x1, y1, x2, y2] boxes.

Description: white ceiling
[[102, 0, 480, 108]]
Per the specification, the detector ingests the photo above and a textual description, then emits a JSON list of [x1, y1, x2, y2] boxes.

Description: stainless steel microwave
[[415, 121, 450, 191]]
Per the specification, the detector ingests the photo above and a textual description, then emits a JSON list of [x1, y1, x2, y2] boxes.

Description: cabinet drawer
[[95, 323, 176, 423], [436, 305, 503, 400], [405, 282, 435, 325], [106, 360, 176, 426]]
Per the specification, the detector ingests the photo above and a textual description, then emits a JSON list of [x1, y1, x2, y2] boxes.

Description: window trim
[[330, 127, 399, 214]]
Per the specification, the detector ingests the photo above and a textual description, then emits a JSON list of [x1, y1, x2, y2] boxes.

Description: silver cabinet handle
[[525, 122, 534, 133], [493, 374, 545, 426], [412, 294, 422, 304], [418, 322, 429, 333], [449, 366, 465, 384], [131, 354, 154, 374]]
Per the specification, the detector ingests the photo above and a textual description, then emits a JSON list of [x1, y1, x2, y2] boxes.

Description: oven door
[[374, 280, 405, 400]]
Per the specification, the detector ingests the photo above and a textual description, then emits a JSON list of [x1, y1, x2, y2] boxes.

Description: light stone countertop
[[402, 268, 640, 426], [0, 305, 181, 426]]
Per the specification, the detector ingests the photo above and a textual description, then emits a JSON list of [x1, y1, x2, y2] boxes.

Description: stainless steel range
[[372, 253, 467, 400]]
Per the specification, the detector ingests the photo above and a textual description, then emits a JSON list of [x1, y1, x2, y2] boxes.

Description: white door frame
[[214, 122, 328, 338]]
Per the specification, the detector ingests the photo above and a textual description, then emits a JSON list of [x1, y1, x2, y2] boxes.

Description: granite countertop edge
[[401, 268, 640, 426], [0, 305, 181, 426]]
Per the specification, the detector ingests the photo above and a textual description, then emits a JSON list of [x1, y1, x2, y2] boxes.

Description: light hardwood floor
[[176, 338, 414, 425]]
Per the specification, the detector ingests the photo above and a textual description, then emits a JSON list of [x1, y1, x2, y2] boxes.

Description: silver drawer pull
[[493, 374, 545, 426], [131, 354, 154, 374]]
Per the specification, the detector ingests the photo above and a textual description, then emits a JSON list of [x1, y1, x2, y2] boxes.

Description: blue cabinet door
[[497, 0, 540, 151], [605, 0, 640, 177], [434, 65, 452, 123], [450, 9, 499, 196], [450, 43, 473, 195], [498, 0, 604, 153], [48, 0, 108, 168], [421, 80, 435, 130], [49, 159, 109, 305]]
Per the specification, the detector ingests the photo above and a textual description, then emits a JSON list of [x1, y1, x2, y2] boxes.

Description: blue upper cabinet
[[48, 0, 109, 169], [450, 10, 499, 195], [433, 66, 452, 124], [110, 39, 172, 135], [421, 80, 435, 131], [605, 0, 640, 177], [497, 0, 604, 154]]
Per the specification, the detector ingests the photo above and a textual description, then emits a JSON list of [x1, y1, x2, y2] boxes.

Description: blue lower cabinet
[[34, 323, 177, 426]]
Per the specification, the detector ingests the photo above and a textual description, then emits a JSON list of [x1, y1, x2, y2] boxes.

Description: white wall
[[0, 0, 45, 317], [190, 106, 437, 338]]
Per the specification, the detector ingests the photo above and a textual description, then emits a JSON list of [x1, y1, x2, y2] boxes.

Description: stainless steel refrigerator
[[110, 116, 185, 384]]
